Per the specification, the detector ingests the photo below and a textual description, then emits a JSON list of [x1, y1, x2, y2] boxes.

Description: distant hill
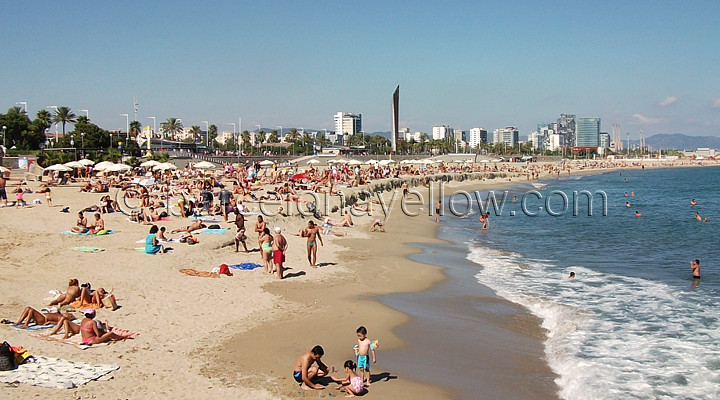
[[644, 134, 720, 150]]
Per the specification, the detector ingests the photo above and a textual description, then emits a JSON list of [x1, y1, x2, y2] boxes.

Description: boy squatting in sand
[[356, 326, 376, 386]]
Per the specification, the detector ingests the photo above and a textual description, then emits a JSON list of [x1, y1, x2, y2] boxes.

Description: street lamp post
[[147, 117, 156, 135], [2, 125, 6, 148], [276, 125, 283, 155], [121, 114, 129, 140], [298, 127, 304, 155], [79, 109, 89, 119]]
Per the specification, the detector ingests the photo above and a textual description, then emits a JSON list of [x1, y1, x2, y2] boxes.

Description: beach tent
[[259, 160, 275, 166], [193, 161, 217, 169], [140, 160, 159, 168], [63, 161, 84, 169], [94, 161, 115, 171], [77, 159, 95, 166]]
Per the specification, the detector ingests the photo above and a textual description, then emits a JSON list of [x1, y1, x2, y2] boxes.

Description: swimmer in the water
[[635, 211, 641, 217]]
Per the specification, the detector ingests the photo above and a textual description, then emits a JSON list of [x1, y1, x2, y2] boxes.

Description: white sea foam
[[468, 244, 720, 400]]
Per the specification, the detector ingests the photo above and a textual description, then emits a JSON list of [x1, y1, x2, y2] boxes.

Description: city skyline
[[2, 1, 719, 139]]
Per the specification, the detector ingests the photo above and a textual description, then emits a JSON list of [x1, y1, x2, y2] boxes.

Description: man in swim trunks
[[302, 220, 323, 268], [272, 227, 288, 279], [234, 211, 248, 252], [293, 345, 329, 390]]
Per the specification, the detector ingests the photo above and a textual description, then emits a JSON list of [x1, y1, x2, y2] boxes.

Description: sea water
[[447, 166, 720, 399]]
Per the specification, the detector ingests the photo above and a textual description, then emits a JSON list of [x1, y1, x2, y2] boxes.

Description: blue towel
[[12, 323, 54, 331], [199, 228, 229, 235], [228, 263, 262, 270]]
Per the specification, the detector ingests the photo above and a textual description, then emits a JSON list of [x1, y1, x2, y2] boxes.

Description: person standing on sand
[[293, 345, 329, 390], [272, 227, 288, 279], [301, 220, 323, 268], [435, 200, 442, 222], [218, 184, 232, 222], [255, 215, 266, 253], [0, 174, 7, 207], [234, 211, 248, 252]]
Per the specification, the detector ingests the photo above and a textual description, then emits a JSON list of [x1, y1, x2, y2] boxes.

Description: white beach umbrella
[[155, 162, 177, 170], [0, 166, 10, 173], [465, 159, 474, 163], [365, 159, 378, 165], [193, 161, 217, 169], [348, 160, 363, 166], [334, 158, 349, 164], [378, 159, 395, 166], [45, 164, 73, 172], [259, 160, 275, 166], [77, 159, 95, 166], [140, 160, 160, 168], [94, 161, 115, 171], [108, 163, 132, 172], [306, 159, 320, 165], [63, 161, 84, 169]]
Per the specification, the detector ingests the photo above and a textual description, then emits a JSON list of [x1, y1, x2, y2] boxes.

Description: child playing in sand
[[13, 186, 25, 208], [332, 360, 364, 397], [356, 326, 376, 387]]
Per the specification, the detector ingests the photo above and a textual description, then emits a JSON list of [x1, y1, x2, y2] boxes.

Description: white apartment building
[[215, 130, 235, 145], [404, 130, 423, 142], [469, 127, 488, 148], [334, 112, 362, 138], [548, 134, 564, 151], [432, 125, 453, 140], [493, 126, 519, 146]]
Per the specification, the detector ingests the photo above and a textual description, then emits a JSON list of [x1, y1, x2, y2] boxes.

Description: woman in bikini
[[13, 307, 75, 329], [48, 279, 81, 306], [79, 308, 124, 345], [259, 227, 274, 274]]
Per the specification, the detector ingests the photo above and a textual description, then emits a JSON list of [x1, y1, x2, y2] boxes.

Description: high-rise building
[[469, 127, 487, 148], [334, 112, 362, 138], [557, 114, 576, 147], [576, 117, 600, 147], [493, 126, 519, 146], [599, 132, 610, 148], [432, 125, 453, 140]]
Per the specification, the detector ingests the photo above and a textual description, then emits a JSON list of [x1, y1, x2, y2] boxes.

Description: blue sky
[[2, 1, 720, 138]]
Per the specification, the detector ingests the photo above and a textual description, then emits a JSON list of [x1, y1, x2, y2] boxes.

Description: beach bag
[[208, 224, 221, 230], [187, 236, 198, 245], [159, 211, 168, 218], [102, 294, 118, 311], [0, 341, 16, 371], [12, 347, 32, 365]]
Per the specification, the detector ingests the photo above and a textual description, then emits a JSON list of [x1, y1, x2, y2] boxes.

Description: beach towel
[[0, 355, 119, 388], [179, 268, 219, 278], [61, 230, 117, 236], [31, 326, 138, 350], [190, 215, 220, 222], [70, 246, 105, 253], [228, 263, 263, 270], [70, 300, 102, 310], [10, 323, 54, 331], [198, 228, 229, 235]]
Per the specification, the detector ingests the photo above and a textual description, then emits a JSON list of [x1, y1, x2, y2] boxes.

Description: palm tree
[[268, 130, 279, 143], [129, 120, 142, 139], [285, 128, 299, 143], [76, 115, 90, 125], [189, 125, 202, 143], [256, 130, 266, 145], [160, 117, 183, 140], [241, 130, 251, 152], [35, 109, 52, 127], [51, 106, 76, 136]]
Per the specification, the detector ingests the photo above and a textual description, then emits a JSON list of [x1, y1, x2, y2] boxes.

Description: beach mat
[[198, 228, 229, 235], [10, 323, 54, 331], [70, 246, 105, 253], [228, 263, 263, 270], [179, 268, 220, 278], [61, 230, 117, 236], [0, 355, 119, 388]]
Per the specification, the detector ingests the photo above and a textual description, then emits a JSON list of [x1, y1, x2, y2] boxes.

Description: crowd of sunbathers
[[9, 278, 125, 344]]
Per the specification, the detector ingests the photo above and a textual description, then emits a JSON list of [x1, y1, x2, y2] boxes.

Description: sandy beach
[[1, 158, 713, 399]]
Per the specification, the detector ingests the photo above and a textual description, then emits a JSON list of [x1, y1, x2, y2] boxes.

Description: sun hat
[[274, 227, 281, 233], [83, 308, 96, 318]]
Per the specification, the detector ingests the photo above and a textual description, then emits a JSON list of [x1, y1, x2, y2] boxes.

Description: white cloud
[[632, 114, 663, 124], [712, 98, 720, 108], [659, 96, 677, 107]]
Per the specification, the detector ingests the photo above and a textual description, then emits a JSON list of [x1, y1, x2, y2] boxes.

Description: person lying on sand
[[171, 219, 203, 234], [13, 306, 76, 328], [48, 279, 81, 306]]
